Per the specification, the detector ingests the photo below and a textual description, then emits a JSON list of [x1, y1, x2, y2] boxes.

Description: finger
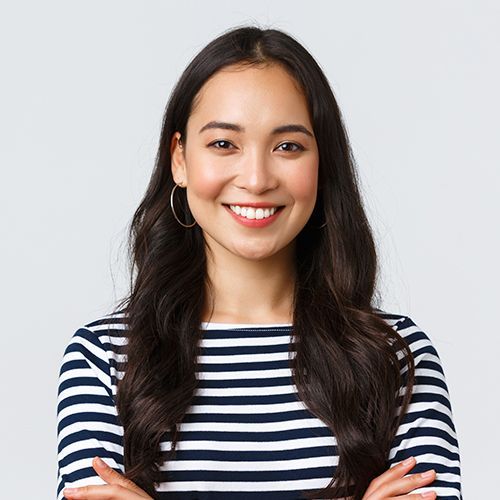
[[63, 483, 121, 499], [388, 492, 436, 500], [92, 457, 147, 495], [364, 456, 417, 497], [375, 469, 437, 499]]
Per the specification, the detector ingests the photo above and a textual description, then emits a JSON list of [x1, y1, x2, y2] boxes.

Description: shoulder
[[373, 308, 444, 372], [81, 309, 130, 348], [374, 308, 456, 420], [60, 310, 130, 396], [64, 310, 129, 358]]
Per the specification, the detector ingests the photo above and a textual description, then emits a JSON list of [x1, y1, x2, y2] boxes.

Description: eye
[[208, 140, 234, 150], [276, 142, 304, 153]]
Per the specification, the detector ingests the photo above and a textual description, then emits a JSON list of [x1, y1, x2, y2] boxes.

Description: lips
[[223, 204, 285, 227], [223, 204, 285, 218], [223, 202, 285, 209]]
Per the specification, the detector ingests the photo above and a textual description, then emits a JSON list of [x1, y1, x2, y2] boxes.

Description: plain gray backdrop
[[1, 1, 498, 498]]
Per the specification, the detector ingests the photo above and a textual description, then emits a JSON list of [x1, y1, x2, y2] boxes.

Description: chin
[[228, 242, 279, 260], [246, 253, 277, 262], [235, 250, 276, 261]]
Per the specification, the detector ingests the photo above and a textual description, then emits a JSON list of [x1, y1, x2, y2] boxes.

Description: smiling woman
[[169, 61, 319, 270], [57, 25, 462, 500]]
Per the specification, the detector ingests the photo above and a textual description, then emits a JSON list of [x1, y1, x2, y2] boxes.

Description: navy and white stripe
[[56, 310, 462, 499]]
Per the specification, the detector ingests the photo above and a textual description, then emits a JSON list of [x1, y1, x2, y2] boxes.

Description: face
[[170, 63, 319, 263]]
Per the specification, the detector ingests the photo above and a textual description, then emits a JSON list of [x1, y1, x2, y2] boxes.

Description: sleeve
[[56, 327, 125, 500], [387, 316, 462, 500]]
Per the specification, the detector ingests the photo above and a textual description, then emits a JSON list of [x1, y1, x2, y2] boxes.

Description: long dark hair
[[113, 24, 415, 499]]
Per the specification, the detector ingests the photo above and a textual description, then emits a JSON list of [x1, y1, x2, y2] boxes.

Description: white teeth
[[229, 205, 279, 220]]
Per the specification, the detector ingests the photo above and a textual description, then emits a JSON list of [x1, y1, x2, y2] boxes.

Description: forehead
[[188, 63, 312, 128]]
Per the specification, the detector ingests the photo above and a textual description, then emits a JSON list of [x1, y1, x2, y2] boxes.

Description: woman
[[57, 25, 462, 499]]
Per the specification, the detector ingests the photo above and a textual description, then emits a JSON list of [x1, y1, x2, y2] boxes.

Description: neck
[[202, 239, 296, 324]]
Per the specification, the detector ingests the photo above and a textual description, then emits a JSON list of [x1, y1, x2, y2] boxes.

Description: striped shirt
[[56, 310, 462, 499]]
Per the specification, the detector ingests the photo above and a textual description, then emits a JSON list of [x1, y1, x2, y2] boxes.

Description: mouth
[[222, 204, 285, 215], [222, 204, 286, 226]]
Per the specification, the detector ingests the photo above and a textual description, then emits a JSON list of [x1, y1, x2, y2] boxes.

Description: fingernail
[[402, 456, 415, 466], [94, 456, 106, 467], [421, 469, 435, 479], [63, 488, 77, 494], [421, 492, 435, 498]]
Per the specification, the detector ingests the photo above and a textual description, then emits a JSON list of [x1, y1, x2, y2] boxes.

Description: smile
[[223, 204, 285, 227], [229, 204, 279, 219]]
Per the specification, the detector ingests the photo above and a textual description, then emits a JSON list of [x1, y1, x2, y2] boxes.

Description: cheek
[[186, 159, 228, 202], [288, 165, 318, 207]]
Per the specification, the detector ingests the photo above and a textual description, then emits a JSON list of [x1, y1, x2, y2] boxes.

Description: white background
[[1, 1, 498, 498]]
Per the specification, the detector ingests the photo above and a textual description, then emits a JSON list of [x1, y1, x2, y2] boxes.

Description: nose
[[235, 148, 279, 194]]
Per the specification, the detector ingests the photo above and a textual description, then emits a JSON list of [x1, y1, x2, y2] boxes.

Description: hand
[[362, 456, 437, 499], [63, 456, 153, 499]]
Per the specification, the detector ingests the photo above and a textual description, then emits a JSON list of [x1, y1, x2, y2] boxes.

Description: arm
[[387, 315, 462, 499], [57, 326, 125, 500]]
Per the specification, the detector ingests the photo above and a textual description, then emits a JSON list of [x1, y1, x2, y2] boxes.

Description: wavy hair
[[112, 24, 415, 499]]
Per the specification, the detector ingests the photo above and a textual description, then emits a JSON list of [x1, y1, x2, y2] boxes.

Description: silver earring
[[170, 183, 197, 228]]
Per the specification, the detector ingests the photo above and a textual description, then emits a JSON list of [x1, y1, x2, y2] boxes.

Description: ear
[[170, 131, 187, 186]]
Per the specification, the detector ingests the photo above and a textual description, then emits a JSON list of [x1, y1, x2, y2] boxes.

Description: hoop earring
[[170, 183, 197, 228]]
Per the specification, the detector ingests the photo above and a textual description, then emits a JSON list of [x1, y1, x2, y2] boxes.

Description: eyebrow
[[198, 120, 314, 138]]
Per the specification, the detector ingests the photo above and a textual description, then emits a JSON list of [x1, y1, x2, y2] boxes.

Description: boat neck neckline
[[200, 321, 293, 329]]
